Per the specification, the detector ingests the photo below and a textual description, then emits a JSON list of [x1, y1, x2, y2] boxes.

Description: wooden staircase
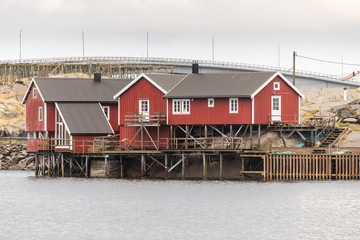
[[319, 128, 347, 147]]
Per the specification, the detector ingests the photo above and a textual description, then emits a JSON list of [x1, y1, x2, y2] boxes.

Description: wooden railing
[[35, 136, 245, 153], [125, 112, 166, 125], [169, 137, 244, 150]]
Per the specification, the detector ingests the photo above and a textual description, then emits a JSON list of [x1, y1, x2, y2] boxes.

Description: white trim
[[70, 135, 73, 151], [166, 99, 169, 125], [229, 98, 238, 113], [25, 102, 27, 132], [55, 103, 72, 135], [44, 102, 47, 131], [33, 88, 38, 98], [113, 73, 167, 99], [273, 82, 280, 90], [298, 96, 301, 124], [250, 72, 305, 99], [118, 98, 120, 126], [271, 96, 281, 122], [38, 107, 43, 121], [22, 78, 46, 104], [98, 103, 115, 135], [101, 105, 110, 120], [172, 99, 190, 115], [208, 98, 214, 107], [251, 98, 254, 124]]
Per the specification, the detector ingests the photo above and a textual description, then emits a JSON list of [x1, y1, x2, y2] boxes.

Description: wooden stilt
[[220, 153, 223, 181], [35, 154, 39, 177], [48, 154, 51, 177], [120, 156, 123, 178], [140, 154, 144, 177], [164, 154, 168, 180], [70, 157, 73, 177], [105, 156, 109, 177], [241, 158, 245, 180], [203, 152, 207, 180], [85, 156, 89, 178], [61, 154, 64, 177], [182, 153, 185, 180], [204, 125, 208, 149]]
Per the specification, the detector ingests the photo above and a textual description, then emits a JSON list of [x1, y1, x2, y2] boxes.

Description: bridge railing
[[0, 56, 346, 82]]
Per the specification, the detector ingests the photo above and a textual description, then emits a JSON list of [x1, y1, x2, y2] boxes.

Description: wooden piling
[[61, 154, 64, 177], [182, 153, 185, 180], [203, 152, 207, 180], [164, 154, 168, 180], [219, 153, 223, 181], [70, 157, 73, 177]]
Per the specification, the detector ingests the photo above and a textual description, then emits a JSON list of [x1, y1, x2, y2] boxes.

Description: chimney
[[94, 73, 101, 82], [192, 62, 199, 74]]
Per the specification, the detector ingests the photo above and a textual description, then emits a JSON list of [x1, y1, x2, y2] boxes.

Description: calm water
[[1, 171, 360, 240]]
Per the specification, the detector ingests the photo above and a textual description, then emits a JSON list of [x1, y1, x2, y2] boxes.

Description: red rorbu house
[[113, 73, 186, 150], [22, 75, 131, 153], [163, 71, 304, 148]]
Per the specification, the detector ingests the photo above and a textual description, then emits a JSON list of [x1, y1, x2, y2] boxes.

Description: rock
[[0, 103, 5, 108], [6, 104, 16, 110], [339, 131, 360, 147], [3, 111, 18, 118], [342, 118, 358, 123], [0, 85, 12, 93], [25, 156, 35, 166], [340, 110, 354, 119]]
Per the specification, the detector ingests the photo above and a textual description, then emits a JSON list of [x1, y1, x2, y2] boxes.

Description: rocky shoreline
[[0, 144, 35, 171]]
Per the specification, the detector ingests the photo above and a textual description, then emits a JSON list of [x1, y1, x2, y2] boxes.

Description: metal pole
[[19, 29, 22, 62], [82, 28, 85, 60], [146, 31, 149, 59], [212, 35, 214, 62], [293, 51, 296, 86]]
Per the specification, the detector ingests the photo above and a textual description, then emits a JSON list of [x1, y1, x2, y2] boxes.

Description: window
[[229, 98, 238, 113], [274, 82, 280, 90], [38, 107, 43, 121], [173, 99, 190, 114], [272, 97, 280, 110], [33, 88, 38, 98], [102, 106, 110, 120], [208, 98, 214, 107]]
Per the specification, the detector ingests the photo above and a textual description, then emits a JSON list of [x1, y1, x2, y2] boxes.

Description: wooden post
[[241, 158, 245, 180], [105, 156, 109, 177], [42, 154, 45, 176], [85, 156, 89, 178], [203, 152, 207, 180], [61, 154, 64, 177], [48, 154, 51, 177], [204, 125, 208, 149], [164, 154, 168, 180], [182, 153, 185, 180], [70, 157, 73, 177], [141, 154, 145, 177], [220, 153, 223, 181], [120, 156, 123, 178], [185, 125, 189, 149], [57, 154, 60, 177], [35, 154, 39, 177]]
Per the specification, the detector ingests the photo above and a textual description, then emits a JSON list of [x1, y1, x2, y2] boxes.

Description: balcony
[[124, 112, 166, 126]]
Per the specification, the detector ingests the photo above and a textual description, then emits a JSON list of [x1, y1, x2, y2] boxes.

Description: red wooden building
[[113, 73, 186, 149], [23, 76, 131, 152], [164, 71, 304, 125]]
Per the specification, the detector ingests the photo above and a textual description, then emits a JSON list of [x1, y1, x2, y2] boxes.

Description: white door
[[271, 96, 281, 122], [139, 99, 149, 122]]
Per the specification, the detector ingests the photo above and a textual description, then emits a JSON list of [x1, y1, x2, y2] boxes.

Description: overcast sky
[[1, 0, 360, 76]]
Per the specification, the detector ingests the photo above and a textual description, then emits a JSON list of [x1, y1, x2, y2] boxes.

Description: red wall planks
[[254, 76, 299, 124], [167, 98, 252, 125], [25, 83, 45, 131]]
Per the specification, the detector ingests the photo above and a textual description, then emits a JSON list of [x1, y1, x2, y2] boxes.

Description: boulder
[[343, 118, 358, 123], [3, 111, 18, 118]]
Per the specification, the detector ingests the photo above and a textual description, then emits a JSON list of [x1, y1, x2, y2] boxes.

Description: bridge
[[1, 56, 359, 89]]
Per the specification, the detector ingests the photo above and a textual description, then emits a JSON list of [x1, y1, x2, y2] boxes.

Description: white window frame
[[33, 88, 38, 98], [229, 98, 238, 113], [38, 107, 43, 121], [102, 106, 110, 120], [274, 82, 280, 90], [172, 99, 190, 115], [208, 98, 214, 107]]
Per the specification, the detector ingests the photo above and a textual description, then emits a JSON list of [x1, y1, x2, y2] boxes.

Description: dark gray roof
[[57, 103, 113, 135], [164, 72, 277, 98], [146, 74, 187, 92], [35, 78, 131, 103]]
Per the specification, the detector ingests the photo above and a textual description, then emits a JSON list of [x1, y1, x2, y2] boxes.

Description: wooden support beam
[[61, 154, 64, 177], [203, 152, 207, 180], [182, 153, 185, 180], [35, 154, 39, 177], [85, 156, 89, 178], [164, 154, 168, 180], [105, 156, 109, 177], [70, 157, 73, 177], [141, 154, 145, 177], [220, 153, 223, 181]]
